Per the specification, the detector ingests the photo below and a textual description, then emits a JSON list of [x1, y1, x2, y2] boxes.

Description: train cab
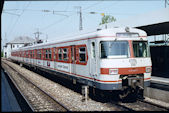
[[91, 27, 152, 93]]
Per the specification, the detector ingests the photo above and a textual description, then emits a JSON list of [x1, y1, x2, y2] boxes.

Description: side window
[[58, 48, 62, 60], [91, 42, 95, 58], [39, 50, 41, 59], [37, 50, 41, 59], [37, 50, 39, 59], [63, 48, 68, 61], [30, 51, 32, 58], [48, 49, 52, 60], [79, 47, 86, 62], [26, 51, 29, 58]]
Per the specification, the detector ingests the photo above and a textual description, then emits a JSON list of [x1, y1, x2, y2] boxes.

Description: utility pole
[[46, 34, 48, 42], [75, 6, 83, 31], [33, 28, 42, 42], [165, 0, 169, 8]]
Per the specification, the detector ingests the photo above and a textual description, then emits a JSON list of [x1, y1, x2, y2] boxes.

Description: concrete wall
[[144, 87, 169, 103]]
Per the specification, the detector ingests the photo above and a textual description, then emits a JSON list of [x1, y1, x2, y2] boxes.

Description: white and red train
[[10, 27, 152, 96]]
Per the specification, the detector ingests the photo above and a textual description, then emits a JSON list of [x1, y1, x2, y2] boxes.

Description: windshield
[[100, 41, 129, 58], [133, 41, 150, 57]]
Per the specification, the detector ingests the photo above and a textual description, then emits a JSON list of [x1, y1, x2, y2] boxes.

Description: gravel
[[2, 61, 64, 111], [2, 59, 168, 111], [2, 60, 117, 111]]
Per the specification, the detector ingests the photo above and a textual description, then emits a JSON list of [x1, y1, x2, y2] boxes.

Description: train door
[[34, 49, 37, 65], [89, 40, 97, 80], [71, 45, 76, 74]]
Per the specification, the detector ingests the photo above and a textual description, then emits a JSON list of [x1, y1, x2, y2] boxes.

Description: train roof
[[12, 27, 147, 51]]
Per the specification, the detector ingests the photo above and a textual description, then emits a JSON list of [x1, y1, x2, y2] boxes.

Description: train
[[10, 27, 152, 99]]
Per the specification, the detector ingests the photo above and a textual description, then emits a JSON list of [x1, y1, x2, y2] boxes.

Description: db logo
[[47, 61, 50, 66], [129, 59, 137, 66]]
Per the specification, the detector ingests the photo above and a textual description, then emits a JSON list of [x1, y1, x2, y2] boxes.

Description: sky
[[1, 0, 167, 49]]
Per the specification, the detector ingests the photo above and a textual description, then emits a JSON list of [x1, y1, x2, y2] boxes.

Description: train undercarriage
[[119, 74, 144, 100]]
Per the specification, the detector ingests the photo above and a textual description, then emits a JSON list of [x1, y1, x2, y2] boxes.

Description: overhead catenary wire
[[21, 1, 72, 40], [7, 2, 31, 38], [3, 0, 164, 42], [2, 11, 20, 16], [40, 2, 72, 31]]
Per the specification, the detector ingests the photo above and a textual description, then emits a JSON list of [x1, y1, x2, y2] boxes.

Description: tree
[[1, 51, 3, 57], [99, 15, 116, 25]]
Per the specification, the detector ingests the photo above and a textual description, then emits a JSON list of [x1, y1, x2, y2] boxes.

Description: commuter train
[[10, 27, 152, 98]]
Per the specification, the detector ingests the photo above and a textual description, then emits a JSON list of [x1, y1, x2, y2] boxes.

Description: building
[[3, 36, 35, 58]]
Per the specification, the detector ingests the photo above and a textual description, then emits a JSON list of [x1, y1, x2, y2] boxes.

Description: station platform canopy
[[99, 7, 169, 36]]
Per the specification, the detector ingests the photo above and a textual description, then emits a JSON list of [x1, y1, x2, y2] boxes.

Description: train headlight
[[146, 67, 151, 73], [109, 69, 118, 75]]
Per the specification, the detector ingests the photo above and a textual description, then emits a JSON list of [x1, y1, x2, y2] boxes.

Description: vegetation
[[1, 51, 3, 57], [99, 15, 116, 25]]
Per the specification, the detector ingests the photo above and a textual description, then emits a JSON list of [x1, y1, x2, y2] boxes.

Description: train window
[[91, 42, 95, 58], [133, 41, 149, 57], [40, 50, 42, 59], [26, 51, 29, 58], [40, 51, 41, 59], [79, 47, 86, 62], [100, 41, 129, 58], [30, 51, 32, 58], [58, 48, 62, 60], [46, 50, 48, 59], [37, 50, 39, 59], [63, 48, 68, 61], [37, 50, 41, 59], [48, 49, 52, 60]]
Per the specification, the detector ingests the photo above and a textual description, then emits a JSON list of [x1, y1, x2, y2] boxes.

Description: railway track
[[2, 60, 70, 112], [137, 99, 169, 111], [108, 99, 169, 111], [2, 59, 169, 111]]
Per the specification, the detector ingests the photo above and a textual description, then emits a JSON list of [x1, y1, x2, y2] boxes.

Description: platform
[[1, 69, 21, 112], [151, 76, 169, 86]]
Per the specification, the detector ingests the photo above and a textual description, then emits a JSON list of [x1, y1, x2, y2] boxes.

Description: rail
[[2, 60, 70, 112]]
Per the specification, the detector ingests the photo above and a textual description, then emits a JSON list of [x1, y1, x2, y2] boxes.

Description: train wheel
[[119, 86, 131, 100]]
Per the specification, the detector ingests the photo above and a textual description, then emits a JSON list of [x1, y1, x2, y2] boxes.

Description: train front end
[[97, 27, 152, 98]]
